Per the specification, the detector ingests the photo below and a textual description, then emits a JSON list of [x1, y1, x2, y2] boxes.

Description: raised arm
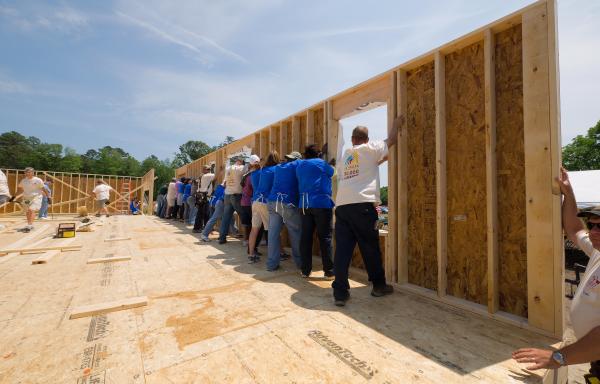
[[556, 166, 584, 242]]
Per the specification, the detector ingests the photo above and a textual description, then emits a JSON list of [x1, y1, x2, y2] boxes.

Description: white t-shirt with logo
[[0, 170, 10, 196], [19, 177, 44, 198], [335, 140, 387, 207], [92, 184, 112, 201], [224, 164, 244, 195], [570, 231, 600, 339]]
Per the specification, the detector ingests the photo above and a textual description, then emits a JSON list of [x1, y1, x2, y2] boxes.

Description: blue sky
[[1, 0, 599, 176]]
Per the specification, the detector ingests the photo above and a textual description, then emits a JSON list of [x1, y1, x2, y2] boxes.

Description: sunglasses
[[586, 221, 600, 230]]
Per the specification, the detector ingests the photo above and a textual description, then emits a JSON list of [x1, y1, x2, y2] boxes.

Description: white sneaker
[[39, 217, 49, 220]]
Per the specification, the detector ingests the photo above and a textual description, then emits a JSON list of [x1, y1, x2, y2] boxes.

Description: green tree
[[0, 131, 32, 169], [59, 147, 83, 172], [380, 186, 388, 205], [172, 140, 213, 168], [563, 120, 600, 171], [141, 155, 175, 199]]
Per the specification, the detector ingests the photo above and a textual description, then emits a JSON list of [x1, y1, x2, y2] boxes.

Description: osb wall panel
[[314, 109, 324, 149], [406, 62, 437, 291], [495, 25, 527, 317], [445, 41, 487, 305]]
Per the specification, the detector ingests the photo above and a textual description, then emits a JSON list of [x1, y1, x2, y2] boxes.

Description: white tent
[[568, 170, 600, 206]]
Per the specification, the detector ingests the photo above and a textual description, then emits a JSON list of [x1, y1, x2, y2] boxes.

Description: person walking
[[218, 157, 245, 244], [331, 121, 399, 306], [296, 144, 335, 278], [92, 180, 114, 217], [38, 181, 52, 219], [193, 165, 215, 233], [247, 152, 279, 263], [16, 167, 47, 232]]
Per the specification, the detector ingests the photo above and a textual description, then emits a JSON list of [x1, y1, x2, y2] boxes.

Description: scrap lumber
[[0, 244, 82, 256], [31, 250, 61, 265], [104, 237, 131, 242], [69, 296, 148, 319], [87, 256, 131, 264]]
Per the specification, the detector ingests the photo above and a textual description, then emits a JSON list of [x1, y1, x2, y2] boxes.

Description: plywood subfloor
[[0, 215, 558, 383]]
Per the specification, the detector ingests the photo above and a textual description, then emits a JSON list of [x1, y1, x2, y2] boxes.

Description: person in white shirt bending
[[92, 180, 114, 217], [16, 167, 47, 232], [513, 167, 600, 381]]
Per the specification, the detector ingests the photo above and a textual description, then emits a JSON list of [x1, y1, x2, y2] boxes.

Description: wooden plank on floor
[[87, 256, 132, 264], [104, 237, 131, 242], [69, 296, 148, 319], [0, 244, 82, 256], [31, 250, 61, 265]]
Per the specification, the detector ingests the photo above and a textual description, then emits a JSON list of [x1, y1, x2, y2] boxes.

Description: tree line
[[0, 131, 234, 198]]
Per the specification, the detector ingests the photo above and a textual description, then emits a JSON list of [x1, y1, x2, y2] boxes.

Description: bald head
[[351, 126, 369, 145]]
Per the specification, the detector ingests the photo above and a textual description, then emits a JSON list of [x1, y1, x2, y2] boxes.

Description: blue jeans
[[38, 197, 49, 218], [267, 201, 302, 270], [202, 200, 224, 237], [218, 194, 242, 241], [156, 195, 165, 217], [186, 196, 196, 225]]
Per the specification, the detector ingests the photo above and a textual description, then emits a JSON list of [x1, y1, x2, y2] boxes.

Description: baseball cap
[[249, 155, 260, 165], [577, 206, 600, 219], [285, 151, 302, 160]]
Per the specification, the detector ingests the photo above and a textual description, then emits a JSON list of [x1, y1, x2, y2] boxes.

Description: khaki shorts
[[23, 195, 43, 212], [251, 202, 269, 228], [96, 199, 108, 209]]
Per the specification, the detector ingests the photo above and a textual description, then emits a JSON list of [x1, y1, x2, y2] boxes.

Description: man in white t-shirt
[[0, 169, 11, 205], [218, 157, 245, 244], [17, 167, 47, 232], [92, 180, 113, 217], [513, 167, 600, 380], [332, 120, 399, 306]]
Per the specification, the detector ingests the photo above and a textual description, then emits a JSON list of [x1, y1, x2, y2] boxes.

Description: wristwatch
[[551, 351, 566, 366]]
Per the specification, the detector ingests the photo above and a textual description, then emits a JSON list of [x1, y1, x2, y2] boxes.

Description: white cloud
[[0, 4, 89, 34]]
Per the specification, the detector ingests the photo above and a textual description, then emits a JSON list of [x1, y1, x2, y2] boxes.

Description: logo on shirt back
[[584, 274, 600, 295], [343, 150, 360, 180]]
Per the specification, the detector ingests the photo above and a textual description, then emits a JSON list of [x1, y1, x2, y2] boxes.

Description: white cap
[[249, 155, 260, 165]]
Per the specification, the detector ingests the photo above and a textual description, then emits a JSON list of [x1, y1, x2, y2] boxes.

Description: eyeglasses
[[586, 221, 600, 230]]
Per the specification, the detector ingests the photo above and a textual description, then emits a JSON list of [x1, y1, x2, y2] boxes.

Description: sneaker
[[200, 234, 210, 242], [280, 252, 290, 261], [371, 284, 394, 297], [254, 250, 262, 256], [267, 265, 280, 272], [248, 255, 259, 264], [218, 239, 227, 245], [300, 272, 310, 278], [22, 226, 31, 233], [192, 229, 201, 233], [324, 271, 335, 279]]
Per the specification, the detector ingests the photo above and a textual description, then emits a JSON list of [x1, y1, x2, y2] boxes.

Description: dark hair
[[263, 151, 280, 167], [180, 177, 186, 182], [304, 144, 321, 159]]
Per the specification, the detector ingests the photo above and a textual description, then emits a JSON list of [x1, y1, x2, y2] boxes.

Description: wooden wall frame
[[176, 0, 562, 338]]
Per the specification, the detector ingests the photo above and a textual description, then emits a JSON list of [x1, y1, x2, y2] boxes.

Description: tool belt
[[195, 192, 209, 206]]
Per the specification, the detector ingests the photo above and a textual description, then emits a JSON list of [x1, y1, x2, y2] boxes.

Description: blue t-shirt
[[250, 169, 262, 202], [296, 158, 334, 209], [210, 185, 225, 207], [183, 183, 192, 199], [268, 160, 300, 206], [130, 201, 139, 213], [254, 165, 276, 203], [176, 181, 184, 194]]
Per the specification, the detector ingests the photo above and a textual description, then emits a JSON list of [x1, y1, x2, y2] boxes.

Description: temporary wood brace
[[176, 0, 562, 339], [68, 296, 148, 319], [87, 256, 131, 264]]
